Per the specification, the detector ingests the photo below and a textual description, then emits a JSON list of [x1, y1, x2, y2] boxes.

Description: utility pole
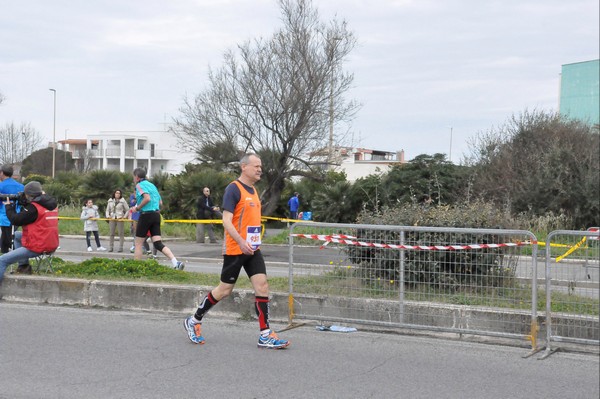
[[448, 126, 453, 163], [50, 88, 57, 178]]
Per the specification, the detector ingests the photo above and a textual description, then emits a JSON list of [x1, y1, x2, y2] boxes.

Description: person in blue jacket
[[287, 192, 300, 220], [0, 165, 24, 254]]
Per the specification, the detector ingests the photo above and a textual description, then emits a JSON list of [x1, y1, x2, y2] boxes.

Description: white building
[[57, 132, 404, 181], [59, 130, 196, 176], [332, 147, 406, 182]]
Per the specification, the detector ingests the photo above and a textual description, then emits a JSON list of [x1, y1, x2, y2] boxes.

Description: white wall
[[91, 130, 196, 176], [336, 162, 395, 182]]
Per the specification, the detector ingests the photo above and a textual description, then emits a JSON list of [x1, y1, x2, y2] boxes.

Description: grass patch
[[44, 256, 290, 291]]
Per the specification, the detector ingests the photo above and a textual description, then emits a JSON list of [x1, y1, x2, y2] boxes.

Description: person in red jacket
[[0, 181, 59, 281]]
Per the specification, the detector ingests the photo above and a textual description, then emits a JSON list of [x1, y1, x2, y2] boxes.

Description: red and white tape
[[290, 233, 533, 251]]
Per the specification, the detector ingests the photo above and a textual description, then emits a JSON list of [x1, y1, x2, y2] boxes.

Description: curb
[[0, 275, 288, 320]]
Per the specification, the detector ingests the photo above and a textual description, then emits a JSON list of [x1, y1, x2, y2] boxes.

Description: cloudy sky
[[1, 0, 598, 162]]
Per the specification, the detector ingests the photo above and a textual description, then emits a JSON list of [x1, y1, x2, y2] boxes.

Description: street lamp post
[[328, 37, 342, 170], [328, 72, 334, 168], [64, 129, 69, 167], [49, 89, 57, 178], [448, 126, 453, 163]]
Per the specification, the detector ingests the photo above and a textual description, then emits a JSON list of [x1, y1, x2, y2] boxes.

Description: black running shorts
[[136, 212, 161, 238], [220, 250, 266, 284]]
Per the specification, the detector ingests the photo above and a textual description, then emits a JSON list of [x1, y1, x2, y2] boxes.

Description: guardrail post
[[399, 230, 405, 325], [523, 238, 542, 358]]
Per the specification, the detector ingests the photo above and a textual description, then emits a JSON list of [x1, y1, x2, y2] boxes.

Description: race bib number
[[246, 226, 262, 249]]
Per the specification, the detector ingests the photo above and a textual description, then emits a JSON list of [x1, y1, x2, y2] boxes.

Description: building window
[[137, 142, 144, 150]]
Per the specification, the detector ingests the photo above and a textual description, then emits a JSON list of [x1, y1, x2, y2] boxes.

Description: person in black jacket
[[0, 181, 59, 281], [196, 187, 222, 244]]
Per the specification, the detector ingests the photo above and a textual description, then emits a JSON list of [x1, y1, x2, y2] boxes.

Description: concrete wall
[[2, 275, 597, 344]]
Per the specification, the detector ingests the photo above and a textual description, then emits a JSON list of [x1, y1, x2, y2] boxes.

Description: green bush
[[81, 170, 133, 209], [43, 181, 73, 205], [23, 173, 49, 185], [160, 167, 235, 220]]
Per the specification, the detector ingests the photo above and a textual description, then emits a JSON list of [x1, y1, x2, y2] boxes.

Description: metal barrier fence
[[288, 222, 540, 352], [540, 229, 600, 359]]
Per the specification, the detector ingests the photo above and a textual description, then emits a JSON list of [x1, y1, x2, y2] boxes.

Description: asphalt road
[[1, 302, 598, 399]]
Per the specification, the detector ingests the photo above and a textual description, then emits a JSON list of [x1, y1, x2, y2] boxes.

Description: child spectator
[[80, 199, 107, 252]]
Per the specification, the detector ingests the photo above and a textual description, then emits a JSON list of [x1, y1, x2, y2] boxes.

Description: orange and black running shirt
[[222, 180, 262, 255]]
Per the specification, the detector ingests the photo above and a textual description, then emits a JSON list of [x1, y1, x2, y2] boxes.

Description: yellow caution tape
[[262, 216, 316, 224], [556, 236, 587, 262], [537, 241, 572, 248], [58, 215, 309, 224], [57, 216, 222, 224], [58, 216, 127, 222]]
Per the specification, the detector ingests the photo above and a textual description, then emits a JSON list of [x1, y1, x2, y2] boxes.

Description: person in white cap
[[0, 181, 59, 281]]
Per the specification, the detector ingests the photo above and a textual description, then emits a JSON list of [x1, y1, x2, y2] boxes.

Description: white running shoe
[[97, 246, 107, 251], [87, 247, 93, 252]]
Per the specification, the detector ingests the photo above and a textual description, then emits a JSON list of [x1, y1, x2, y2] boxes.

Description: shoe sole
[[183, 319, 205, 345]]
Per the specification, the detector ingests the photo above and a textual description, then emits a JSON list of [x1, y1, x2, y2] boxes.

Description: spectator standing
[[0, 181, 59, 281], [196, 187, 222, 244], [131, 168, 183, 269], [106, 189, 129, 252], [183, 153, 290, 349], [288, 192, 300, 221], [0, 164, 24, 253], [80, 199, 107, 252]]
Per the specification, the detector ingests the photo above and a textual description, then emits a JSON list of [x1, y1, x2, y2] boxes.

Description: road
[[51, 236, 348, 278], [1, 302, 598, 399]]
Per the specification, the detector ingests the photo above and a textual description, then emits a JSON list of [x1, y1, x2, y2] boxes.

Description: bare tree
[[76, 149, 98, 173], [466, 110, 599, 228], [0, 122, 44, 164], [173, 0, 359, 214]]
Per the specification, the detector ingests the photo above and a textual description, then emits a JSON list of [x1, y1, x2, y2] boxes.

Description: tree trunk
[[261, 175, 286, 216]]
